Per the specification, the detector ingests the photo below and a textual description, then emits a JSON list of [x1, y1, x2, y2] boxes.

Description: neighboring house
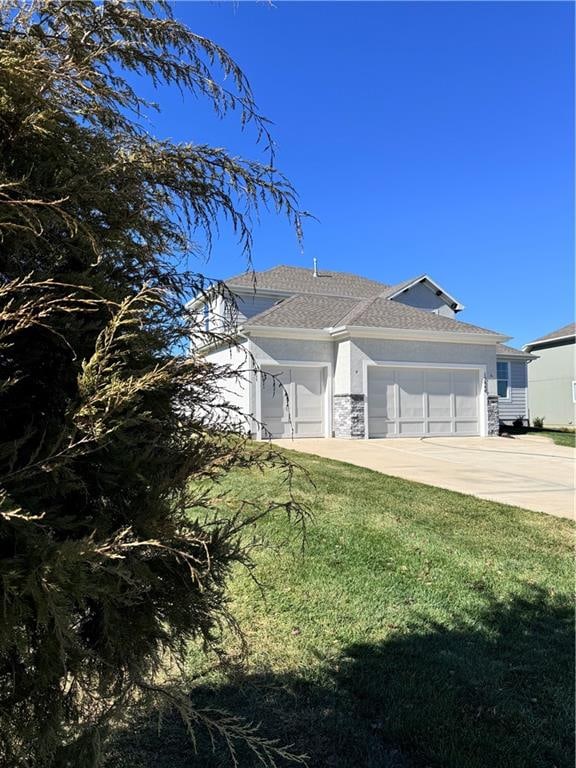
[[523, 323, 576, 427], [190, 265, 532, 439]]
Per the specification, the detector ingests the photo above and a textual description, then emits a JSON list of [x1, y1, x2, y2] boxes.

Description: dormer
[[384, 275, 465, 318]]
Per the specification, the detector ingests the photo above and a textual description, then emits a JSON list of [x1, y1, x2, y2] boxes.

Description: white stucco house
[[190, 265, 533, 439]]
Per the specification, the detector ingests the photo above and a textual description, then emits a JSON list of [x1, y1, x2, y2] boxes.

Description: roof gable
[[380, 274, 465, 311]]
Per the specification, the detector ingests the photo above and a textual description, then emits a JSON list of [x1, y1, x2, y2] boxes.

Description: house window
[[203, 303, 210, 332], [497, 361, 510, 399], [572, 381, 576, 403]]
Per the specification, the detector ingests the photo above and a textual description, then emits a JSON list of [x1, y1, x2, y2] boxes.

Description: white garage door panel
[[260, 366, 325, 438], [398, 370, 425, 419], [428, 421, 452, 434], [368, 366, 480, 438], [427, 371, 452, 419], [399, 421, 425, 435], [453, 372, 478, 418]]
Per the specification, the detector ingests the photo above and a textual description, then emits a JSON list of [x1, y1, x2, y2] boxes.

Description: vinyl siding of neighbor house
[[527, 341, 575, 426], [497, 359, 528, 421], [392, 282, 456, 318]]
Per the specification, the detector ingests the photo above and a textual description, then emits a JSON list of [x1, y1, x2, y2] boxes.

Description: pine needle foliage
[[0, 3, 306, 766]]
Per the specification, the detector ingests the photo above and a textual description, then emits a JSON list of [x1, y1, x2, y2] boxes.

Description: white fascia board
[[241, 325, 331, 341], [522, 334, 575, 352], [328, 325, 510, 345], [389, 275, 465, 311]]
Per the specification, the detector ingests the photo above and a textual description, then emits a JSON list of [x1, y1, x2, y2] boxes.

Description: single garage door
[[367, 366, 480, 437], [260, 366, 326, 438]]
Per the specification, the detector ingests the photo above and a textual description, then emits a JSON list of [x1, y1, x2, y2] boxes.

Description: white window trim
[[497, 360, 511, 401], [572, 381, 576, 404], [254, 360, 333, 440], [362, 361, 487, 438]]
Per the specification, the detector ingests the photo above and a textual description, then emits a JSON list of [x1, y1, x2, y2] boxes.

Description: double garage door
[[367, 366, 480, 438], [260, 366, 326, 438]]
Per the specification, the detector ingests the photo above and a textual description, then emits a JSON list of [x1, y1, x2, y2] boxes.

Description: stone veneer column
[[333, 394, 366, 439], [487, 395, 499, 436]]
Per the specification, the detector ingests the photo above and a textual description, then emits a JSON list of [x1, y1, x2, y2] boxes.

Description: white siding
[[334, 339, 352, 395], [248, 336, 335, 365], [206, 295, 228, 334], [497, 358, 528, 421], [203, 342, 252, 432]]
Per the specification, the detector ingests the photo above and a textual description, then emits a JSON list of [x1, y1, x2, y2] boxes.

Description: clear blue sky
[[142, 1, 574, 347]]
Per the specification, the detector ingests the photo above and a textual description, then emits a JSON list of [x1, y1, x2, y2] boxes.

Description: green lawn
[[534, 429, 576, 448], [107, 451, 574, 768]]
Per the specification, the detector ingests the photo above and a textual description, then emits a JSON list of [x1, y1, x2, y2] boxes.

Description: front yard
[[535, 429, 576, 448], [108, 450, 574, 768]]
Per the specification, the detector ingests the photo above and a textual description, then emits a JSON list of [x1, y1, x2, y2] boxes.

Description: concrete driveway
[[273, 435, 575, 519]]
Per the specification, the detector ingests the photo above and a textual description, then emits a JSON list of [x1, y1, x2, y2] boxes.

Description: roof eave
[[329, 325, 509, 344], [243, 323, 514, 344], [497, 350, 537, 360], [523, 333, 575, 352]]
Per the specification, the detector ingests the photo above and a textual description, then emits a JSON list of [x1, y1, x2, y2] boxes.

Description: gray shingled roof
[[496, 343, 536, 359], [339, 297, 501, 335], [246, 294, 359, 328], [246, 293, 503, 336], [524, 322, 575, 349], [226, 265, 389, 298]]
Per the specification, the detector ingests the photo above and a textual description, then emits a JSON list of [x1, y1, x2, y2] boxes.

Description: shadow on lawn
[[106, 587, 574, 768]]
